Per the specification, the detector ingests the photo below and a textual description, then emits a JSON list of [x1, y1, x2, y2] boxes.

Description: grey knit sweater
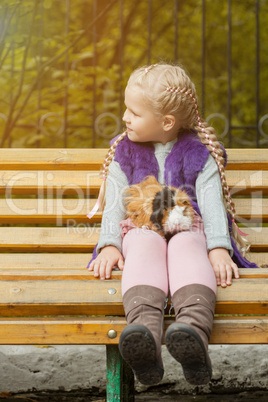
[[97, 139, 233, 255]]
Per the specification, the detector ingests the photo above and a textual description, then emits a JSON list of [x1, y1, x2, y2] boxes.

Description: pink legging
[[121, 215, 217, 297]]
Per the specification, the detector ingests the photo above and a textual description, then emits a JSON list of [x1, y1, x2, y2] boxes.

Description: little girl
[[87, 64, 257, 386]]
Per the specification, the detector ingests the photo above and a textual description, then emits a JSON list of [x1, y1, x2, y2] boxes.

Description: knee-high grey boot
[[165, 284, 216, 385], [119, 285, 166, 385]]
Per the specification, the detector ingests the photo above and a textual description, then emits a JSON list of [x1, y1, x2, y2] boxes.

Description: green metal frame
[[106, 345, 135, 402]]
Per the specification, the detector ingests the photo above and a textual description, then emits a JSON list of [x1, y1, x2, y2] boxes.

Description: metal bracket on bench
[[106, 344, 135, 402]]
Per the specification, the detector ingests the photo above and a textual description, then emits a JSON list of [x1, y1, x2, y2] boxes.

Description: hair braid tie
[[87, 131, 127, 219]]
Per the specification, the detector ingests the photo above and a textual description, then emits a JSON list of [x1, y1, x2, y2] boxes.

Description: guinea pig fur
[[124, 176, 194, 240]]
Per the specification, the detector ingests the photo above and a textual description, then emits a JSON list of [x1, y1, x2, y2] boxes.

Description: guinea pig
[[124, 176, 194, 241]]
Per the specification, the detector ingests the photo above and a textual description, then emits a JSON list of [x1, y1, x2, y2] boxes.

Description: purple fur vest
[[89, 131, 258, 268]]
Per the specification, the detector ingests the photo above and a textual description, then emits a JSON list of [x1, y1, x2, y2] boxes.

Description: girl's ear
[[163, 115, 176, 132]]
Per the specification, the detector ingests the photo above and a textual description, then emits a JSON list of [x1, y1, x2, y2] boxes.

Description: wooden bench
[[0, 148, 267, 402]]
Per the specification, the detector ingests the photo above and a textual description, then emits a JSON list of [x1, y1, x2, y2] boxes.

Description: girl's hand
[[88, 245, 124, 280], [208, 247, 239, 288]]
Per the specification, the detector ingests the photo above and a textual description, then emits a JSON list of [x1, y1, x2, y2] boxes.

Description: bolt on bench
[[0, 148, 267, 402]]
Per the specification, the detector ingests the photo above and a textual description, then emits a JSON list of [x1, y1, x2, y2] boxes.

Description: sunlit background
[[0, 0, 267, 148]]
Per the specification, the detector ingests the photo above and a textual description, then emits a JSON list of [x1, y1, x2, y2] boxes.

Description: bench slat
[[210, 317, 268, 344], [0, 303, 124, 317], [1, 198, 267, 224], [233, 198, 268, 223], [1, 170, 268, 196], [0, 269, 106, 280], [0, 316, 266, 345], [0, 199, 101, 224], [247, 252, 268, 266], [0, 279, 122, 304], [0, 253, 93, 269], [0, 268, 267, 280], [0, 171, 101, 195], [226, 149, 268, 170], [225, 170, 268, 195], [0, 149, 107, 170], [0, 227, 99, 252], [241, 227, 268, 251], [0, 301, 265, 317], [0, 148, 268, 170], [0, 278, 267, 316], [0, 253, 266, 269], [0, 227, 267, 252]]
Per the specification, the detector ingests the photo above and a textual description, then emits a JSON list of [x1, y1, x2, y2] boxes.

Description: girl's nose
[[123, 109, 130, 123]]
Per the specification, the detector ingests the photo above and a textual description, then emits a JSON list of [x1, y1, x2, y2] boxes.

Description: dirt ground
[[0, 390, 268, 401]]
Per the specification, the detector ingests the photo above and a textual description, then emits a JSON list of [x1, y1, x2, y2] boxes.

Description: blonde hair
[[95, 63, 249, 256]]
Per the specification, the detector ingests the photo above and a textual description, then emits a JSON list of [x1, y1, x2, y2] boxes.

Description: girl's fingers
[[226, 264, 233, 285], [105, 261, 114, 279], [232, 262, 240, 279], [219, 263, 239, 287], [118, 257, 124, 270], [212, 264, 221, 286], [212, 259, 240, 288], [219, 264, 227, 287], [93, 261, 101, 277], [87, 247, 124, 279], [90, 259, 115, 280], [99, 260, 108, 280], [214, 267, 221, 286]]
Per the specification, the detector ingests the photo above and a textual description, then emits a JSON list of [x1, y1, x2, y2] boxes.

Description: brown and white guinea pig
[[124, 176, 194, 241]]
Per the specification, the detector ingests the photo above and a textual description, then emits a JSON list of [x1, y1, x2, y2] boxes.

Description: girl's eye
[[125, 107, 139, 117]]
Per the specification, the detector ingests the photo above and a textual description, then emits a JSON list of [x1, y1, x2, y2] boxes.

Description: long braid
[[165, 84, 250, 255], [102, 131, 127, 181], [179, 89, 249, 255], [87, 131, 127, 218], [193, 111, 250, 255], [195, 121, 250, 255]]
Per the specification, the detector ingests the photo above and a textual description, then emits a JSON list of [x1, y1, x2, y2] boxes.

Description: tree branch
[[0, 43, 12, 70], [1, 0, 118, 147], [38, 0, 118, 76], [0, 2, 20, 61], [1, 0, 39, 147], [109, 0, 142, 67]]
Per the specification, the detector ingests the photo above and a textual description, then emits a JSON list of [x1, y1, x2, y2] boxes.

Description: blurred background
[[0, 0, 267, 149]]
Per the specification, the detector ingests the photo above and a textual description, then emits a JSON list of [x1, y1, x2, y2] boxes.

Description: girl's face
[[123, 85, 168, 144]]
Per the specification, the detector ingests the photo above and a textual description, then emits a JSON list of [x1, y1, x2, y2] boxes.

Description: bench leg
[[106, 344, 135, 402]]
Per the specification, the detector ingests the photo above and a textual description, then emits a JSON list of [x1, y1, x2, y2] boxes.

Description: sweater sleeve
[[96, 159, 128, 254], [196, 155, 233, 255]]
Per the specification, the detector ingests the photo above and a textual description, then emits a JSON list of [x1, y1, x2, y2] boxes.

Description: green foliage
[[0, 0, 267, 148]]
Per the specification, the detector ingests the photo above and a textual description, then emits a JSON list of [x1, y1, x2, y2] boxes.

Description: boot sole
[[165, 323, 212, 385], [119, 324, 164, 385]]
